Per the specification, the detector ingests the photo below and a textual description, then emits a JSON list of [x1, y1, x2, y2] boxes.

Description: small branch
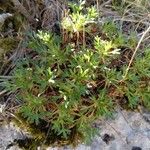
[[0, 90, 7, 97], [123, 25, 150, 79], [0, 76, 12, 79], [100, 0, 112, 8]]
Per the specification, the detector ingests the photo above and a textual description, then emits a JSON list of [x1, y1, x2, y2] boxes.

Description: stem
[[76, 31, 79, 47], [83, 25, 86, 48], [123, 25, 150, 79]]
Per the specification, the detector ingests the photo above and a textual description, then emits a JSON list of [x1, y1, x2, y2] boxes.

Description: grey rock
[[0, 13, 12, 28], [0, 109, 150, 150], [126, 131, 150, 149], [143, 113, 150, 124], [6, 145, 22, 150], [0, 122, 23, 150]]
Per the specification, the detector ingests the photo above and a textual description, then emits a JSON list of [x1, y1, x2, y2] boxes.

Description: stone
[[126, 131, 150, 149], [6, 145, 22, 150], [0, 109, 150, 150], [0, 13, 12, 28], [143, 113, 150, 124], [0, 122, 23, 150]]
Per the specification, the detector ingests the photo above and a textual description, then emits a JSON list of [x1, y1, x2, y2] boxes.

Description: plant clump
[[2, 0, 150, 148]]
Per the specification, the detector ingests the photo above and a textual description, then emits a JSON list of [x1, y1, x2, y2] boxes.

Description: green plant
[[2, 0, 150, 148], [102, 21, 138, 49], [3, 28, 118, 145], [123, 48, 150, 109], [62, 1, 98, 33], [61, 0, 98, 46]]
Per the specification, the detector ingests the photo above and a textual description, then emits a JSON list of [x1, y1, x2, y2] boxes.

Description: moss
[[12, 113, 81, 149]]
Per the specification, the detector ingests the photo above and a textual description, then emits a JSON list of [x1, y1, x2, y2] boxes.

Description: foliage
[[62, 0, 98, 33], [2, 0, 150, 147]]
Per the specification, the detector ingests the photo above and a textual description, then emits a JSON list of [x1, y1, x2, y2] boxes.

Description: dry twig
[[123, 25, 150, 79]]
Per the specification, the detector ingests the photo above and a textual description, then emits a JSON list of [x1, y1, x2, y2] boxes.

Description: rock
[[0, 13, 12, 28], [126, 131, 150, 149], [46, 109, 150, 150], [0, 109, 150, 150], [6, 145, 22, 150], [0, 122, 23, 150], [142, 112, 150, 124]]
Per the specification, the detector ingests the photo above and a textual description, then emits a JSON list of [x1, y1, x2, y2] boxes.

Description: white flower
[[48, 79, 55, 84]]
